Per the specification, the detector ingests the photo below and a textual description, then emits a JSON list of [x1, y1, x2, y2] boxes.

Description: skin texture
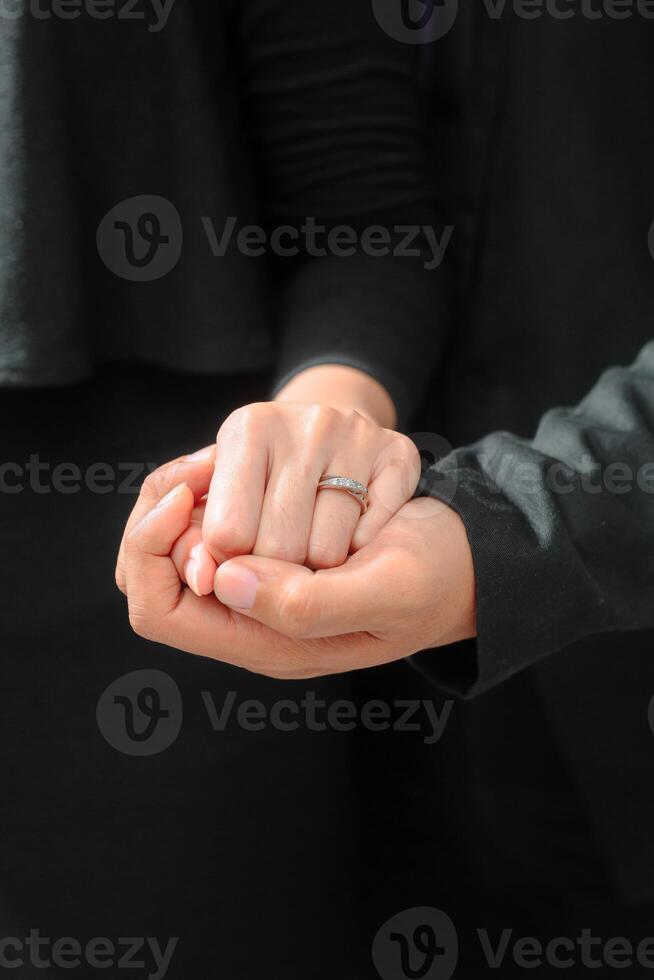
[[141, 366, 420, 598], [115, 456, 477, 679], [275, 364, 398, 428], [115, 366, 477, 676]]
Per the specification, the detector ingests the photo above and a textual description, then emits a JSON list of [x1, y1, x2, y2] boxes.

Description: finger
[[202, 408, 268, 564], [125, 481, 395, 677], [253, 460, 322, 564], [124, 482, 196, 632], [123, 485, 351, 677], [170, 512, 217, 597], [351, 433, 420, 552], [213, 547, 393, 640], [306, 470, 369, 570], [115, 447, 215, 594]]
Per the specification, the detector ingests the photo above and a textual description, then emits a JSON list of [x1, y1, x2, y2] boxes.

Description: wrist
[[274, 364, 397, 428]]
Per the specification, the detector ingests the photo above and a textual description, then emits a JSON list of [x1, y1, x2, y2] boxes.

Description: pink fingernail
[[184, 447, 214, 462], [189, 542, 216, 595], [185, 557, 202, 596], [215, 563, 259, 610], [190, 542, 206, 562], [154, 482, 187, 509]]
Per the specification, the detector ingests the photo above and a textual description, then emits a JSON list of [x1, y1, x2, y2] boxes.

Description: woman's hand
[[117, 365, 418, 597], [168, 366, 420, 595], [201, 401, 417, 564], [168, 403, 419, 593], [116, 456, 477, 679]]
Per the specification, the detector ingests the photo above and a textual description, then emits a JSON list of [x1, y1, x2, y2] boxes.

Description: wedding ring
[[317, 475, 369, 514]]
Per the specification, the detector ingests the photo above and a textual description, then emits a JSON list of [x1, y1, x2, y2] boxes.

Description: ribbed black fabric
[[0, 0, 443, 419]]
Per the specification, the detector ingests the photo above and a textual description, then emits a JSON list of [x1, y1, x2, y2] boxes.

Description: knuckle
[[306, 539, 346, 570], [255, 539, 307, 565], [127, 602, 157, 642], [278, 581, 314, 639], [305, 403, 337, 440], [396, 432, 420, 463], [348, 408, 374, 436], [381, 435, 422, 493], [398, 435, 422, 481], [204, 520, 251, 560], [141, 467, 168, 500], [114, 565, 127, 595], [221, 402, 269, 438]]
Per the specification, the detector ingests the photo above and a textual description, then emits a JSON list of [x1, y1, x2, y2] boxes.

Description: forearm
[[240, 0, 446, 425], [274, 363, 397, 428], [414, 340, 654, 698]]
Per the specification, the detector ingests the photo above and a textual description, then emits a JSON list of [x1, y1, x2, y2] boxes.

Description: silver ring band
[[317, 475, 369, 514]]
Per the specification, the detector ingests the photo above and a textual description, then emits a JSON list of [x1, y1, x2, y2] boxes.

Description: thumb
[[213, 550, 387, 640]]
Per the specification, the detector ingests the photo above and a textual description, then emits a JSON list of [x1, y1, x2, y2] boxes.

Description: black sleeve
[[235, 0, 446, 423], [412, 341, 654, 698]]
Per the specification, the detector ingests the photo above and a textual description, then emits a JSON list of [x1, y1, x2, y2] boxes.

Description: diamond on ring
[[317, 475, 370, 514]]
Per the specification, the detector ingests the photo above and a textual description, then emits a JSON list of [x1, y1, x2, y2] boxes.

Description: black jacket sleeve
[[236, 0, 446, 423], [413, 341, 654, 698]]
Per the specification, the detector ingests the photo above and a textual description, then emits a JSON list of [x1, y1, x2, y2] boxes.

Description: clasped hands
[[115, 377, 476, 679]]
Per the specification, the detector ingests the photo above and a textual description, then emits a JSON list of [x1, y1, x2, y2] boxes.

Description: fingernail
[[155, 482, 187, 509], [190, 542, 206, 562], [215, 563, 259, 610], [184, 447, 214, 462], [185, 557, 202, 596]]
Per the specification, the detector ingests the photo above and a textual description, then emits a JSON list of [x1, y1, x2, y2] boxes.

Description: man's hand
[[116, 457, 477, 679]]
